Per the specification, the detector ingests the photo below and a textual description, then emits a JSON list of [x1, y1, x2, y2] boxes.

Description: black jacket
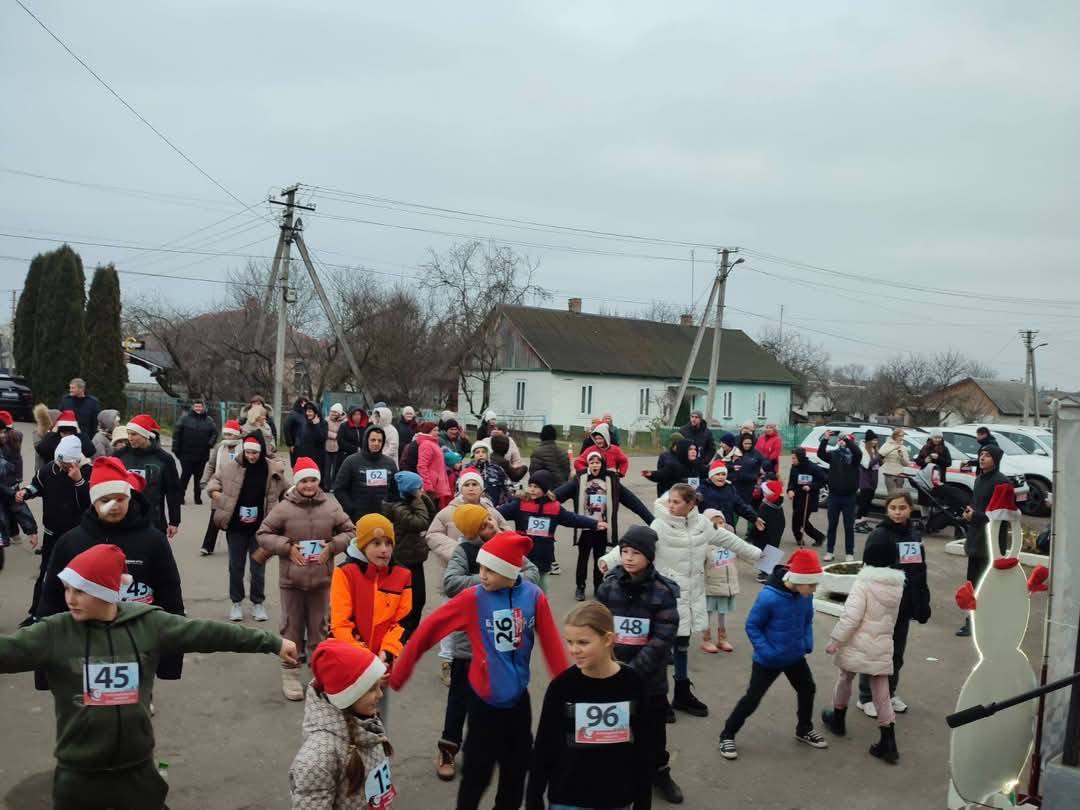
[[552, 467, 654, 546], [697, 480, 757, 525], [863, 519, 931, 624], [58, 393, 101, 439], [22, 461, 92, 537], [965, 445, 1010, 559], [729, 449, 766, 499], [396, 418, 416, 454], [529, 440, 571, 487], [333, 426, 399, 521], [294, 417, 329, 469], [747, 499, 786, 549], [337, 409, 369, 458], [36, 431, 96, 466], [172, 410, 218, 463], [595, 563, 680, 697], [787, 460, 827, 516], [915, 440, 952, 479], [114, 444, 182, 530], [646, 440, 697, 494], [282, 401, 308, 450], [818, 436, 862, 496], [680, 421, 715, 461]]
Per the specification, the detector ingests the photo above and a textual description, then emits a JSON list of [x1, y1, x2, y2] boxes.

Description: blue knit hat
[[394, 470, 423, 496], [720, 432, 737, 448]]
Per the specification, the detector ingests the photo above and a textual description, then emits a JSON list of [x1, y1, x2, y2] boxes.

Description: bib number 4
[[84, 662, 140, 706], [574, 701, 631, 744]]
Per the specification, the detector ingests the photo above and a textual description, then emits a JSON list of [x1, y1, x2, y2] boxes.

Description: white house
[[459, 302, 797, 434]]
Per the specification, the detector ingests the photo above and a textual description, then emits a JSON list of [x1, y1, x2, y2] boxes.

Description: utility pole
[[778, 304, 785, 344], [1020, 330, 1038, 425]]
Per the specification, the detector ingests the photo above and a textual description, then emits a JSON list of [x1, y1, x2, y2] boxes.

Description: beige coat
[[879, 439, 910, 477], [206, 455, 288, 531], [829, 565, 906, 676], [256, 488, 354, 590], [201, 437, 242, 486], [704, 543, 741, 598], [425, 495, 511, 596], [325, 411, 345, 453]]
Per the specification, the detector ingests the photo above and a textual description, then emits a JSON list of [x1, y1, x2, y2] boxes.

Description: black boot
[[671, 678, 708, 717], [665, 698, 676, 724], [653, 767, 684, 804], [574, 587, 586, 601], [821, 706, 847, 736], [955, 618, 971, 637], [869, 723, 899, 764]]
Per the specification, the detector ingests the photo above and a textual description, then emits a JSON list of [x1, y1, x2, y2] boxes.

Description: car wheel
[[1023, 479, 1051, 518]]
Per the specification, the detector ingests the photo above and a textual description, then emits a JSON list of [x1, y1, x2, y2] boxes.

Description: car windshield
[[991, 434, 1027, 456], [1000, 431, 1047, 454]]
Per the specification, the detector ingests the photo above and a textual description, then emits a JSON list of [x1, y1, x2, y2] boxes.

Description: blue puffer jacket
[[697, 480, 757, 526], [745, 566, 815, 668]]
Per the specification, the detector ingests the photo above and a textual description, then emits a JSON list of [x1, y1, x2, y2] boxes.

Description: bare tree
[[758, 327, 830, 401], [872, 350, 996, 425], [421, 241, 549, 419]]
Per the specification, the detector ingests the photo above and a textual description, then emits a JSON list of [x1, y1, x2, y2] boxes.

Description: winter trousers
[[672, 635, 690, 681], [201, 511, 219, 553], [966, 555, 990, 588], [457, 691, 532, 810], [1, 500, 37, 539], [826, 493, 857, 555], [179, 460, 207, 502], [226, 530, 265, 605], [400, 561, 426, 645], [575, 529, 608, 593], [640, 692, 671, 774], [323, 451, 341, 491], [52, 759, 167, 810], [836, 669, 895, 726], [860, 613, 910, 703], [721, 658, 816, 738], [441, 657, 474, 746], [28, 529, 58, 617], [856, 488, 875, 519], [279, 586, 329, 668]]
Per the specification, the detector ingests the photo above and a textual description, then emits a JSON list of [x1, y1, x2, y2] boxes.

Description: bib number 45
[[84, 662, 140, 706]]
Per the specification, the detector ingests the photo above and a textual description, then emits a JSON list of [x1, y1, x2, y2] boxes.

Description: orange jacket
[[330, 549, 413, 658]]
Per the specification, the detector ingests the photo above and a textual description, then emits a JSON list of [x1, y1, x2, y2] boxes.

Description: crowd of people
[[0, 382, 1017, 810]]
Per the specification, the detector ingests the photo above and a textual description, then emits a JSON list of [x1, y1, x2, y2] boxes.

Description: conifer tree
[[32, 245, 86, 405], [82, 264, 127, 410]]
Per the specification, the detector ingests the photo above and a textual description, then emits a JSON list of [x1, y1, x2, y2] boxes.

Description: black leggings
[[400, 562, 426, 645], [856, 488, 875, 519], [721, 658, 816, 738], [575, 529, 608, 592]]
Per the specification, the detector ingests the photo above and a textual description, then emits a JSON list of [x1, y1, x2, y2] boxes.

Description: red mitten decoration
[[955, 581, 977, 611], [1027, 565, 1049, 594]]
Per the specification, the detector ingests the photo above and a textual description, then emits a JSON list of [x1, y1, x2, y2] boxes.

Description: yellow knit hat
[[354, 513, 395, 551], [453, 504, 489, 538]]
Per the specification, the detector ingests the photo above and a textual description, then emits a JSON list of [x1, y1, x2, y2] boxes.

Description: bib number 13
[[364, 760, 396, 808]]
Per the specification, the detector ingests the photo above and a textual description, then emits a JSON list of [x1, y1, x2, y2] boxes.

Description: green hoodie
[[0, 603, 281, 772]]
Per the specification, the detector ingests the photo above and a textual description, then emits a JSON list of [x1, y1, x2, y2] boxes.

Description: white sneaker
[[823, 552, 835, 562], [845, 554, 855, 562], [549, 561, 562, 575], [229, 602, 243, 622], [857, 700, 878, 718], [252, 603, 268, 622], [199, 548, 210, 556], [891, 695, 908, 713]]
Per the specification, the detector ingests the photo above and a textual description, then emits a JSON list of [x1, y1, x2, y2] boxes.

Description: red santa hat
[[458, 467, 484, 490], [310, 639, 386, 709], [292, 456, 321, 483], [476, 531, 533, 581], [242, 436, 263, 453], [56, 410, 79, 430], [58, 544, 133, 604], [222, 419, 242, 437], [89, 456, 146, 502], [760, 479, 784, 504], [126, 414, 160, 440], [708, 459, 728, 480], [784, 548, 823, 585], [0, 410, 13, 428], [985, 483, 1021, 523]]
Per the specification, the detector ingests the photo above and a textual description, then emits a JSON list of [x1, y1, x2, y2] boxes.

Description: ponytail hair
[[564, 601, 616, 660], [312, 684, 394, 797]]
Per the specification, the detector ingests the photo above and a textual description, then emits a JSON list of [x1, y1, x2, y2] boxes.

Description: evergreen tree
[[32, 245, 86, 406], [13, 254, 46, 377], [82, 264, 127, 410]]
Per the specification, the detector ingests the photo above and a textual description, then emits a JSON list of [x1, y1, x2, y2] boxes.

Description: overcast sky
[[3, 1, 1079, 388]]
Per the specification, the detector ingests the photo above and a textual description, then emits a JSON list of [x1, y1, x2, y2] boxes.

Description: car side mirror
[[1035, 448, 1048, 456]]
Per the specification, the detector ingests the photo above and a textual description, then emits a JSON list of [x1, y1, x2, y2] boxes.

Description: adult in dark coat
[[294, 402, 329, 479], [172, 400, 218, 505], [282, 397, 309, 465], [57, 378, 100, 439], [642, 438, 696, 495], [396, 406, 418, 457], [786, 448, 827, 546], [818, 430, 862, 560], [528, 424, 571, 487], [915, 431, 952, 482], [729, 433, 766, 529], [976, 426, 999, 448], [333, 425, 399, 521], [956, 444, 1009, 636], [680, 409, 715, 461], [336, 407, 369, 457]]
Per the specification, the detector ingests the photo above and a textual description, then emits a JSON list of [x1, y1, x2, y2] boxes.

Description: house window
[[722, 391, 733, 420], [514, 380, 526, 412], [580, 384, 593, 415], [756, 391, 767, 419], [639, 387, 650, 416]]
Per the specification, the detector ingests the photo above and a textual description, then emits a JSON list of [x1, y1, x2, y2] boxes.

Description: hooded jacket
[[644, 439, 697, 495], [680, 419, 716, 461], [386, 492, 436, 566], [22, 460, 92, 537], [965, 445, 1010, 559], [416, 433, 451, 500], [201, 434, 243, 486], [745, 566, 815, 668], [817, 435, 863, 497], [330, 546, 413, 659], [371, 408, 399, 462], [336, 408, 370, 458], [571, 424, 629, 477], [787, 453, 827, 516], [863, 518, 931, 624], [426, 495, 511, 594], [829, 564, 906, 675], [288, 683, 392, 810], [697, 478, 757, 526], [396, 415, 417, 454], [552, 458, 654, 546], [1, 603, 280, 772], [283, 399, 308, 450], [295, 415, 329, 469], [206, 432, 288, 531], [333, 426, 399, 522], [256, 488, 354, 591], [172, 409, 218, 464], [528, 436, 571, 487], [92, 409, 120, 459], [324, 409, 346, 454], [729, 444, 766, 498], [114, 442, 182, 530]]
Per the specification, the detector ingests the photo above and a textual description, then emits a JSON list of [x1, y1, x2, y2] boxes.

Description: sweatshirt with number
[[389, 577, 568, 708], [526, 663, 649, 810], [497, 496, 599, 574], [0, 602, 280, 772]]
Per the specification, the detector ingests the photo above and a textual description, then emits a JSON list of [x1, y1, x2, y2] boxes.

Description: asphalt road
[[0, 443, 1049, 809]]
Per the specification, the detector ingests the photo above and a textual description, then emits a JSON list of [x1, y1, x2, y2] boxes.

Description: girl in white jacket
[[821, 540, 906, 764], [600, 482, 760, 717]]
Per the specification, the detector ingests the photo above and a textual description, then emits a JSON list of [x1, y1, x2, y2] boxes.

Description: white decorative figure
[[949, 484, 1038, 806]]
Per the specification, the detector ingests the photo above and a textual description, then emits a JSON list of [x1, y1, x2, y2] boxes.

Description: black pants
[[324, 451, 341, 491], [201, 511, 219, 553], [640, 692, 671, 773], [179, 460, 207, 502], [575, 529, 608, 592], [400, 561, 426, 645], [28, 530, 58, 617], [966, 554, 989, 586], [53, 759, 167, 810], [856, 488, 875, 519], [721, 659, 816, 738], [441, 657, 474, 746], [458, 691, 532, 810], [860, 613, 910, 702], [226, 531, 265, 604]]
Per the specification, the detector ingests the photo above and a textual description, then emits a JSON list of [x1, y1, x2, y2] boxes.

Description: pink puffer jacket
[[829, 565, 906, 676]]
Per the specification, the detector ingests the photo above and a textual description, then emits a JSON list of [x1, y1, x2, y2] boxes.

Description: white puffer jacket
[[829, 565, 906, 676], [602, 495, 761, 635]]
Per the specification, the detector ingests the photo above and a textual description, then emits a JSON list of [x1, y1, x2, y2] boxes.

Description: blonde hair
[[564, 601, 616, 659], [669, 482, 696, 504]]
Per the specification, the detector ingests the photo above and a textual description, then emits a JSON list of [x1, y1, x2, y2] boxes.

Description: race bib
[[366, 469, 388, 487], [587, 493, 607, 513], [687, 477, 700, 489], [898, 541, 922, 565], [710, 548, 735, 569], [127, 468, 146, 480], [299, 540, 324, 562], [121, 580, 154, 604], [525, 516, 553, 538], [364, 760, 396, 808], [83, 662, 140, 706], [227, 451, 237, 462], [613, 615, 650, 646], [490, 607, 524, 652], [238, 505, 259, 524], [797, 474, 812, 486], [574, 701, 631, 744]]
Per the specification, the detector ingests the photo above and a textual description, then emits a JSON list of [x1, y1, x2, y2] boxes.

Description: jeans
[[721, 659, 816, 738], [860, 613, 910, 702], [226, 531, 265, 604], [179, 460, 206, 502], [673, 635, 689, 681], [458, 691, 532, 810], [826, 493, 857, 555], [575, 529, 607, 592], [856, 488, 875, 519], [441, 657, 473, 746], [400, 561, 426, 645]]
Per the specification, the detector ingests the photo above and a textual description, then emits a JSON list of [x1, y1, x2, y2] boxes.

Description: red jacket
[[574, 444, 629, 478], [755, 432, 782, 469], [417, 433, 452, 499]]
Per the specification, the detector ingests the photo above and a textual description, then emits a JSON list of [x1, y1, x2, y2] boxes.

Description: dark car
[[0, 373, 34, 421]]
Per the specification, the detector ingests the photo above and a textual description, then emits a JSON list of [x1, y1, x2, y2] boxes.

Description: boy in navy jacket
[[718, 548, 829, 760]]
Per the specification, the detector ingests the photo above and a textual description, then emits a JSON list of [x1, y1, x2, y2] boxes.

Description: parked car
[[939, 425, 1051, 516], [0, 373, 33, 421], [957, 423, 1053, 457]]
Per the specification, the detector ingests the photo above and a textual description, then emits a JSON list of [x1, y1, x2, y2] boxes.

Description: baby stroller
[[905, 466, 967, 538]]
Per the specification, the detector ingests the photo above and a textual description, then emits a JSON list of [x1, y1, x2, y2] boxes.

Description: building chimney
[[679, 313, 694, 327], [568, 297, 582, 314]]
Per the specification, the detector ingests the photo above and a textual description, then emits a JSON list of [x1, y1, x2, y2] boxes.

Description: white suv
[[940, 425, 1051, 516]]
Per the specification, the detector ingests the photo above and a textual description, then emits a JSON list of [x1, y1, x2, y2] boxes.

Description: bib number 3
[[364, 760, 396, 808], [84, 662, 140, 706], [574, 701, 631, 744]]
